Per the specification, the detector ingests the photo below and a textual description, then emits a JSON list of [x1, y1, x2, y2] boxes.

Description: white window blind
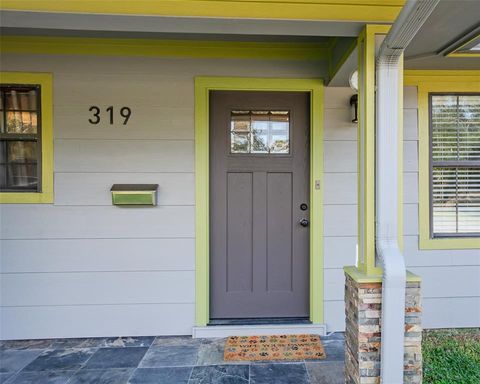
[[430, 94, 480, 236]]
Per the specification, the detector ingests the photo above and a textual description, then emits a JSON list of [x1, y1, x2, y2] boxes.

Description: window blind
[[430, 94, 480, 236]]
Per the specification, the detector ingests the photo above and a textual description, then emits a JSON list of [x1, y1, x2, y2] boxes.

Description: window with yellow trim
[[1, 85, 42, 191], [0, 73, 53, 204], [429, 93, 480, 238]]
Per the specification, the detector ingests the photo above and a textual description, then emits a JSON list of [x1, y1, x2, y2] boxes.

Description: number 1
[[106, 106, 114, 124]]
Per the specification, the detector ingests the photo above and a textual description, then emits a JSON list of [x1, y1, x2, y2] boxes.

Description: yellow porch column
[[356, 25, 404, 276]]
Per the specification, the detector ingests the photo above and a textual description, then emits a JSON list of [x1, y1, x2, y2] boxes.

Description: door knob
[[299, 218, 309, 227]]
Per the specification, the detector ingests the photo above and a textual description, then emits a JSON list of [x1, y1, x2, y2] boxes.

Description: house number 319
[[88, 106, 132, 125]]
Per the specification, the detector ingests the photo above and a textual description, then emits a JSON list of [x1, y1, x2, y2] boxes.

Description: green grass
[[423, 328, 480, 384]]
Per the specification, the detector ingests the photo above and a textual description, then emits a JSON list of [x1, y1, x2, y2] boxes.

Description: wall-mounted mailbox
[[110, 184, 158, 206]]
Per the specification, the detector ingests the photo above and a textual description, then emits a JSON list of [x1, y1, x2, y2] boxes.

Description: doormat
[[224, 334, 326, 361]]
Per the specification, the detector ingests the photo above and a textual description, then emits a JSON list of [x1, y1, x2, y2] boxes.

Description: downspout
[[375, 1, 439, 383]]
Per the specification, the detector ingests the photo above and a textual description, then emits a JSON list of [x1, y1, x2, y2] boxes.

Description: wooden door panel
[[210, 90, 310, 319]]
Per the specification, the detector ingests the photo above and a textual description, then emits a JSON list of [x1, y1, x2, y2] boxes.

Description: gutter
[[375, 1, 439, 383]]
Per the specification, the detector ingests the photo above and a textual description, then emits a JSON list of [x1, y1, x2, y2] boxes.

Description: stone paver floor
[[0, 333, 345, 383]]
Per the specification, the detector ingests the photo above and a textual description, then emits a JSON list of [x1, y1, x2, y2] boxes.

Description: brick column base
[[344, 272, 422, 384]]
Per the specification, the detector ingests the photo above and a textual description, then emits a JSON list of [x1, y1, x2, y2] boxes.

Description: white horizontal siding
[[1, 304, 195, 339], [55, 139, 194, 173], [403, 86, 418, 108], [324, 140, 357, 173], [403, 109, 418, 141], [404, 236, 479, 267], [423, 297, 480, 329], [1, 271, 195, 306], [56, 106, 194, 140], [1, 205, 194, 239], [402, 86, 480, 330], [404, 172, 418, 204], [54, 74, 195, 107], [1, 238, 194, 273], [0, 53, 329, 339], [403, 140, 418, 172], [324, 109, 357, 141], [325, 266, 480, 303], [322, 88, 358, 332], [1, 55, 474, 340], [324, 204, 357, 237], [324, 301, 345, 332], [324, 173, 357, 205], [404, 203, 419, 236], [323, 87, 353, 109], [55, 173, 194, 206], [324, 269, 345, 301], [408, 266, 480, 299], [324, 236, 357, 269]]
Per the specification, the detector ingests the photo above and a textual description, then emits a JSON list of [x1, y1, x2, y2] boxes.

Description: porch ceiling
[[404, 0, 480, 70]]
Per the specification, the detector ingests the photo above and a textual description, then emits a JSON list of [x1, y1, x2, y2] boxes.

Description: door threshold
[[192, 323, 326, 339], [209, 317, 311, 326]]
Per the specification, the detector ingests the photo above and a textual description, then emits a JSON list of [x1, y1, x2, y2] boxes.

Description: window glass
[[230, 110, 289, 154], [0, 86, 41, 192], [430, 94, 480, 237]]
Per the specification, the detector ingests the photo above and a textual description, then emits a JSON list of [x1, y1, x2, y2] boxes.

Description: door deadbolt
[[300, 203, 308, 211]]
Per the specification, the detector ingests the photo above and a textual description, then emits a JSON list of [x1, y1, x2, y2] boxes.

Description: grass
[[423, 328, 480, 384]]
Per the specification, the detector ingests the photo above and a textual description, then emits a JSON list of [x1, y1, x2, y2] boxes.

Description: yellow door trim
[[194, 76, 324, 326]]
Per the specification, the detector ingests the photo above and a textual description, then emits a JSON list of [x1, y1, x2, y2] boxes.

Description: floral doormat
[[223, 334, 326, 361]]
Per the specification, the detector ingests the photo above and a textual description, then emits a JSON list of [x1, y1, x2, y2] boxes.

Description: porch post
[[344, 24, 423, 384]]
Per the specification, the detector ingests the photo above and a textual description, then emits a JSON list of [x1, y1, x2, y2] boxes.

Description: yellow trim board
[[1, 0, 404, 22], [344, 266, 421, 283], [404, 70, 480, 250], [194, 76, 324, 326], [0, 72, 54, 204], [404, 70, 480, 84], [356, 24, 391, 276], [0, 36, 330, 61]]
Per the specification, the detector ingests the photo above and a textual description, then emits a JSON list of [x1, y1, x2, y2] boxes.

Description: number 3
[[88, 106, 100, 124]]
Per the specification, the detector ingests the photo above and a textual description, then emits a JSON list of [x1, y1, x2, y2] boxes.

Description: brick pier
[[344, 271, 422, 384]]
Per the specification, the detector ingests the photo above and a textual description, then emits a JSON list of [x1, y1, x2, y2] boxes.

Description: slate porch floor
[[0, 333, 345, 384]]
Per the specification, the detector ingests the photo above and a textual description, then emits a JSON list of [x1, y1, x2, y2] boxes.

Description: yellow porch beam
[[1, 0, 404, 23], [0, 36, 330, 60]]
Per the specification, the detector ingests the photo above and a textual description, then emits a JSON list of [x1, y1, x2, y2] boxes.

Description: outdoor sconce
[[350, 94, 358, 123], [349, 69, 359, 123], [111, 184, 158, 206]]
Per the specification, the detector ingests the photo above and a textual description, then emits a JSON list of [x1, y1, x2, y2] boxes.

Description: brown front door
[[210, 91, 310, 320]]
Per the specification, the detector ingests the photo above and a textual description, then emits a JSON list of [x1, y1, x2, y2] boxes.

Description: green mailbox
[[110, 184, 158, 206]]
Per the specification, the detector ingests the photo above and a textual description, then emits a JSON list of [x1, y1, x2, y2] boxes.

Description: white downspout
[[375, 1, 439, 383]]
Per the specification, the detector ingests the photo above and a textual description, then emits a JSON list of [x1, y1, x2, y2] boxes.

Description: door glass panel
[[231, 132, 250, 153], [230, 110, 290, 154]]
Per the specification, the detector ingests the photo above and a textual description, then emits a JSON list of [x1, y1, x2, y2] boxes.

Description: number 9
[[120, 107, 131, 125]]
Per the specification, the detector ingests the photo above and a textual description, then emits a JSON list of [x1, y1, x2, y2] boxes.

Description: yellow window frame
[[0, 72, 53, 204], [404, 70, 480, 250]]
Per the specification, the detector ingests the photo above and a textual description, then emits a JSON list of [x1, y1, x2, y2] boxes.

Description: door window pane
[[231, 132, 250, 153], [230, 110, 290, 154]]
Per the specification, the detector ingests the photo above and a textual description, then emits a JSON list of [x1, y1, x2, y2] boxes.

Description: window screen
[[0, 85, 41, 192], [430, 94, 480, 237]]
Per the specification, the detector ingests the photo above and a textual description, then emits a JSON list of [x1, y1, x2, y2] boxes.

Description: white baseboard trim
[[192, 324, 327, 338]]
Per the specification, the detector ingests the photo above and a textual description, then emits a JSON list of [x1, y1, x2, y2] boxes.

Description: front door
[[210, 91, 310, 320]]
